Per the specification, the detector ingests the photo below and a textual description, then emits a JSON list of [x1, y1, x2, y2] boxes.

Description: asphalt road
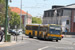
[[0, 35, 75, 50]]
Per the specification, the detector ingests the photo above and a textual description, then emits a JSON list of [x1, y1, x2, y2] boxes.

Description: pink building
[[10, 7, 32, 27]]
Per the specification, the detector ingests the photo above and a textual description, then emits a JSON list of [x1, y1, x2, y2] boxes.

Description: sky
[[9, 0, 75, 17]]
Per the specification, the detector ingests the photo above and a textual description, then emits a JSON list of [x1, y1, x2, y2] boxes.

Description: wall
[[27, 16, 32, 24], [63, 9, 71, 16], [70, 10, 75, 32], [62, 9, 71, 32], [43, 17, 61, 24], [43, 17, 56, 24], [73, 10, 75, 32], [61, 16, 70, 32], [22, 15, 32, 27]]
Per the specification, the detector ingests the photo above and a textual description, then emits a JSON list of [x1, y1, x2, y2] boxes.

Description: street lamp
[[5, 0, 8, 42], [20, 0, 22, 29], [5, 0, 11, 42], [54, 10, 57, 24]]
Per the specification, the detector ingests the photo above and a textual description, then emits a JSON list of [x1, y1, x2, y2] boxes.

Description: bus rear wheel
[[37, 33, 40, 39], [44, 35, 47, 40], [29, 33, 33, 38], [56, 40, 58, 42], [37, 36, 40, 39]]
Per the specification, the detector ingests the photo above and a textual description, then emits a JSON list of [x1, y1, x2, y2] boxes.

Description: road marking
[[38, 46, 49, 50], [55, 47, 74, 49]]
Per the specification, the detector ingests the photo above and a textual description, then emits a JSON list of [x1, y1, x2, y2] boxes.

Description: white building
[[43, 4, 75, 32]]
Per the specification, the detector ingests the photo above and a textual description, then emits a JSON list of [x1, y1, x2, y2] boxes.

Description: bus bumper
[[48, 37, 61, 40]]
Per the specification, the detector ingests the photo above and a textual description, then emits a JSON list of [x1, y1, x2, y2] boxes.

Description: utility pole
[[20, 0, 22, 29], [26, 11, 28, 24], [54, 10, 57, 24], [5, 0, 8, 42], [58, 13, 61, 25]]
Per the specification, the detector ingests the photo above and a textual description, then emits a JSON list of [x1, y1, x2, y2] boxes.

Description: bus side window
[[40, 27, 43, 31], [43, 27, 48, 32], [26, 26, 32, 30], [32, 26, 38, 31]]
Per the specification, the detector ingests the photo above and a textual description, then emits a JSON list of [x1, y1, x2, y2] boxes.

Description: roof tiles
[[10, 7, 32, 16]]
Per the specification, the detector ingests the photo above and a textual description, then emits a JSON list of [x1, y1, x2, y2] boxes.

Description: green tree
[[0, 0, 5, 3], [0, 0, 5, 26], [9, 12, 20, 29], [32, 17, 42, 24]]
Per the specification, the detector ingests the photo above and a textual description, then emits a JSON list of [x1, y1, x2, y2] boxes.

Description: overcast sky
[[9, 0, 75, 17]]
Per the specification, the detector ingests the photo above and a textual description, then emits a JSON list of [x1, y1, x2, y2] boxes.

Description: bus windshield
[[49, 25, 61, 34]]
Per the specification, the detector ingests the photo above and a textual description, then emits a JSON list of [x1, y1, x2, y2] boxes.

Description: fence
[[63, 32, 75, 38], [63, 32, 75, 35]]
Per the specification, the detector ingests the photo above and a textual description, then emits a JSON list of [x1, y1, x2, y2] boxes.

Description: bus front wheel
[[56, 40, 58, 42], [29, 33, 33, 38]]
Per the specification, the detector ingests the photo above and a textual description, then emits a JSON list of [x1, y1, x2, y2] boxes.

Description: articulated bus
[[25, 24, 62, 42]]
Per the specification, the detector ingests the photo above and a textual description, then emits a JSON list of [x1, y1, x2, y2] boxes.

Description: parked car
[[9, 29, 20, 36], [16, 31, 23, 35], [16, 29, 23, 35]]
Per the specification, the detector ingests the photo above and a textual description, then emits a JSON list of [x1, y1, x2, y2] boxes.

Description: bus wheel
[[56, 40, 58, 42], [37, 35, 40, 39], [37, 33, 40, 39], [44, 35, 47, 40], [29, 33, 33, 38], [37, 36, 40, 39], [50, 39, 53, 41]]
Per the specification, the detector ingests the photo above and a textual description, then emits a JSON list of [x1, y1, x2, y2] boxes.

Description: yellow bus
[[25, 24, 62, 42]]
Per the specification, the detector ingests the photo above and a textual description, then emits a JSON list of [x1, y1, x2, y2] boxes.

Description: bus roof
[[50, 24, 60, 26], [26, 24, 48, 27], [26, 24, 60, 27]]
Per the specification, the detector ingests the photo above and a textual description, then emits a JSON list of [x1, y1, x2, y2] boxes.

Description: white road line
[[38, 46, 49, 50], [55, 47, 74, 49]]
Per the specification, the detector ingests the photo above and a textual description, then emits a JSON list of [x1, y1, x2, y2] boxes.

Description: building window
[[66, 20, 69, 25], [57, 9, 63, 16]]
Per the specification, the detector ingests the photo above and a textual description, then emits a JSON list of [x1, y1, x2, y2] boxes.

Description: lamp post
[[20, 0, 22, 29], [58, 13, 61, 25], [54, 10, 57, 24], [5, 0, 8, 42], [5, 0, 12, 42]]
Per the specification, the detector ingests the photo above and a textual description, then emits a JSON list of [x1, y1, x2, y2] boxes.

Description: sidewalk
[[0, 34, 26, 47], [65, 35, 75, 38], [0, 41, 16, 47]]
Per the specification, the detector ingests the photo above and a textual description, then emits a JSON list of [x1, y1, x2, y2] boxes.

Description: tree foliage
[[0, 0, 5, 26], [0, 0, 5, 14], [0, 0, 5, 3], [0, 0, 21, 29], [9, 12, 20, 29], [0, 0, 11, 26], [32, 17, 42, 24]]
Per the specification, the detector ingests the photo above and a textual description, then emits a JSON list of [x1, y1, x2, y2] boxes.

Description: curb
[[0, 42, 4, 45], [0, 41, 16, 47]]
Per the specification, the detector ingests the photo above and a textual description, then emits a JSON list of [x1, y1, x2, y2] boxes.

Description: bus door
[[37, 25, 40, 38], [33, 30, 35, 37]]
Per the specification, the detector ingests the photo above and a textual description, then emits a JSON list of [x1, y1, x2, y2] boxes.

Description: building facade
[[10, 7, 32, 27], [43, 4, 75, 32]]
